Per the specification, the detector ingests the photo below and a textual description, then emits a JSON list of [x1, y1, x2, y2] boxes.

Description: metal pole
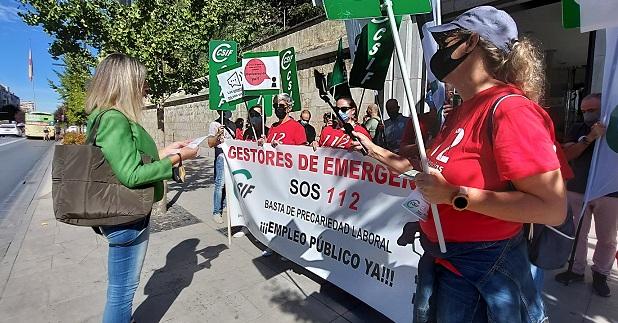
[[383, 0, 446, 253]]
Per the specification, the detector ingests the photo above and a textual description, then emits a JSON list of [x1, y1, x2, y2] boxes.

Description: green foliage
[[20, 0, 323, 105], [48, 54, 91, 126]]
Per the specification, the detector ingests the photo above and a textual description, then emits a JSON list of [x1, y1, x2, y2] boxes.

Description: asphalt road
[[0, 137, 53, 215]]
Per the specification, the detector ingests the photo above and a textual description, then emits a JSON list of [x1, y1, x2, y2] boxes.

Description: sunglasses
[[338, 106, 352, 112], [277, 104, 289, 109]]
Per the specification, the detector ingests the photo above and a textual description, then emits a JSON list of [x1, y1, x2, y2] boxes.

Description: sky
[[0, 0, 60, 113]]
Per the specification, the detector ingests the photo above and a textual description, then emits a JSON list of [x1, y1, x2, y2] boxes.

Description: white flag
[[584, 27, 618, 202], [28, 48, 33, 81]]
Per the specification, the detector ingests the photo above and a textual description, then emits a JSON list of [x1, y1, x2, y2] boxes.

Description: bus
[[25, 112, 55, 139]]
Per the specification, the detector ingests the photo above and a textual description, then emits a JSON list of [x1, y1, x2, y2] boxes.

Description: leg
[[590, 196, 618, 276], [569, 191, 594, 275], [435, 265, 487, 323], [213, 153, 225, 215], [101, 222, 150, 323]]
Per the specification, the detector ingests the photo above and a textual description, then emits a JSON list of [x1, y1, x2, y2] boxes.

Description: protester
[[314, 97, 371, 150], [208, 110, 236, 224], [84, 53, 199, 323], [259, 93, 307, 258], [262, 93, 307, 147], [363, 103, 381, 138], [555, 93, 616, 297], [43, 126, 50, 141], [351, 6, 566, 322], [383, 99, 409, 153], [299, 109, 316, 143], [322, 112, 335, 132], [234, 118, 244, 140], [244, 105, 269, 141]]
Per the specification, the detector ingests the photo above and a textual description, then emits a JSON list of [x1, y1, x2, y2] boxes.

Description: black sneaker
[[592, 271, 611, 297], [555, 270, 584, 284]]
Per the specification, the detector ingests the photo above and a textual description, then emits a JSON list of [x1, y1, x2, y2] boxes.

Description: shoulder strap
[[486, 94, 527, 146]]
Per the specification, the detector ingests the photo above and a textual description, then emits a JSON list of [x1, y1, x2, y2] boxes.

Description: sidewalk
[[0, 154, 616, 323]]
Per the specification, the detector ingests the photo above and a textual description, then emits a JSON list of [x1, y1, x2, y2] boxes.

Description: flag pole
[[260, 96, 265, 139], [382, 0, 447, 253]]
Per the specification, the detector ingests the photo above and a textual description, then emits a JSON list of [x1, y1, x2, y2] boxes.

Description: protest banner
[[223, 140, 422, 322], [242, 51, 281, 96], [349, 17, 401, 90], [209, 40, 238, 111], [279, 47, 302, 111]]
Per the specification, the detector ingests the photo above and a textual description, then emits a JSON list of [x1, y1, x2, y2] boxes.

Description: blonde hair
[[367, 103, 379, 117], [455, 31, 546, 103], [86, 53, 147, 122]]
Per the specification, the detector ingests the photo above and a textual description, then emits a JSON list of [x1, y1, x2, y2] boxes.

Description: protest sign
[[321, 0, 431, 20], [242, 51, 281, 95], [216, 62, 245, 105], [279, 48, 302, 111], [209, 40, 238, 111], [349, 17, 400, 90], [223, 140, 422, 323]]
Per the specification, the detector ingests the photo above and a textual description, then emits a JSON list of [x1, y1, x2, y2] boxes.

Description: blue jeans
[[414, 232, 546, 323], [101, 220, 150, 323], [213, 152, 226, 215], [530, 264, 545, 294]]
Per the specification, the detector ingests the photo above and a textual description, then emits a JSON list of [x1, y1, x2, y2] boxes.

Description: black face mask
[[275, 107, 287, 119], [430, 37, 470, 81]]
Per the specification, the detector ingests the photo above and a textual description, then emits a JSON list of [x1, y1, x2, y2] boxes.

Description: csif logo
[[405, 199, 420, 208], [232, 169, 255, 198], [212, 43, 234, 63], [280, 50, 293, 70]]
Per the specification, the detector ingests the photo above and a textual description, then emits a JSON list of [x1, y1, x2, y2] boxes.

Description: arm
[[96, 111, 173, 188], [352, 131, 415, 174], [562, 122, 606, 161]]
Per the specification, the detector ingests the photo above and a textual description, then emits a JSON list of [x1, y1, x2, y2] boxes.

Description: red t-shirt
[[266, 119, 307, 146], [319, 124, 372, 149], [235, 128, 244, 140], [400, 111, 438, 148], [421, 84, 560, 243]]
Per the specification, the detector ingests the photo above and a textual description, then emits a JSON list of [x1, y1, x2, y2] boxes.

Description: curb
[[0, 144, 54, 298]]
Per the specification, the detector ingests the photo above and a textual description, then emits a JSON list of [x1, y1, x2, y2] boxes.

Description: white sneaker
[[212, 213, 224, 224], [261, 248, 273, 257], [233, 231, 245, 238]]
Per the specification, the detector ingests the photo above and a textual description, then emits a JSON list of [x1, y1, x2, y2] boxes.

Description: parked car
[[66, 125, 79, 133], [0, 123, 22, 137]]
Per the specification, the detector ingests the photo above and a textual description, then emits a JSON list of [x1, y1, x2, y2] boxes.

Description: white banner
[[222, 140, 422, 322], [584, 27, 618, 202]]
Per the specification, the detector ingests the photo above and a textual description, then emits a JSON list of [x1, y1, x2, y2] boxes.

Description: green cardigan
[[86, 109, 172, 202]]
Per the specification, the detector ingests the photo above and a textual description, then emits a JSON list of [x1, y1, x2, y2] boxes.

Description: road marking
[[0, 138, 26, 147]]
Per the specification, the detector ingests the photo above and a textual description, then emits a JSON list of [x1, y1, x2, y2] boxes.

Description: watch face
[[453, 196, 468, 210]]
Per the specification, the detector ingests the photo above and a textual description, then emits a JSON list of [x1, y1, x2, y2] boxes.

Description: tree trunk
[[151, 102, 168, 217]]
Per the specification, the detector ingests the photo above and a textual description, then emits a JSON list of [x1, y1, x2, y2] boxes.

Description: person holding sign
[[351, 6, 566, 322], [313, 97, 372, 150], [260, 93, 307, 147], [208, 111, 236, 224]]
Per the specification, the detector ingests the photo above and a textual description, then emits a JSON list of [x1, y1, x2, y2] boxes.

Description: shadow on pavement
[[133, 239, 227, 322], [167, 156, 215, 208]]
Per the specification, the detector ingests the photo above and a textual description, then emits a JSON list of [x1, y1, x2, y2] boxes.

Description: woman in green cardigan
[[85, 53, 200, 323]]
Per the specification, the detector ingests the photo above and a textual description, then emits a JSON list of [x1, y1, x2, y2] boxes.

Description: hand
[[311, 140, 319, 152], [442, 103, 454, 118], [414, 169, 458, 205], [215, 127, 225, 143], [350, 131, 375, 155], [257, 137, 265, 147], [271, 140, 281, 148], [179, 146, 199, 161], [587, 122, 606, 141]]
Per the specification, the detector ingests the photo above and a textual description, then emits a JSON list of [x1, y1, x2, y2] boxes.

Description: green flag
[[208, 40, 238, 111], [562, 0, 580, 29], [246, 95, 273, 117], [349, 17, 401, 90], [328, 38, 351, 99]]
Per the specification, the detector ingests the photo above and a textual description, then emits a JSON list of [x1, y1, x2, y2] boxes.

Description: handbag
[[487, 94, 575, 270], [52, 110, 155, 227]]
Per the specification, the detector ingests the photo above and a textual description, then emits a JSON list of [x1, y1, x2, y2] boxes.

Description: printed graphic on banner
[[321, 0, 431, 20], [242, 51, 281, 95], [349, 17, 401, 90], [216, 62, 244, 105], [223, 140, 422, 323], [209, 40, 238, 111], [279, 48, 302, 111]]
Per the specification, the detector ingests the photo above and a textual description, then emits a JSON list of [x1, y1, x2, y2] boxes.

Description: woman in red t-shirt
[[351, 6, 566, 323], [312, 97, 372, 150]]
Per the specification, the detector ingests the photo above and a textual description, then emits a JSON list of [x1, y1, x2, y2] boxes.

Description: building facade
[[0, 84, 19, 108], [19, 101, 35, 114]]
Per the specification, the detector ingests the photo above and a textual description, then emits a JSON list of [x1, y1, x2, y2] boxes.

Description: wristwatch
[[451, 186, 470, 211], [578, 136, 591, 145]]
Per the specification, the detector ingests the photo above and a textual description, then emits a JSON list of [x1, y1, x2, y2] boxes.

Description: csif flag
[[28, 48, 33, 81], [328, 38, 351, 100], [349, 17, 400, 90]]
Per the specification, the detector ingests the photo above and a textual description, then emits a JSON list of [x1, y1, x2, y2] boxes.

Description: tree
[[49, 54, 91, 127]]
